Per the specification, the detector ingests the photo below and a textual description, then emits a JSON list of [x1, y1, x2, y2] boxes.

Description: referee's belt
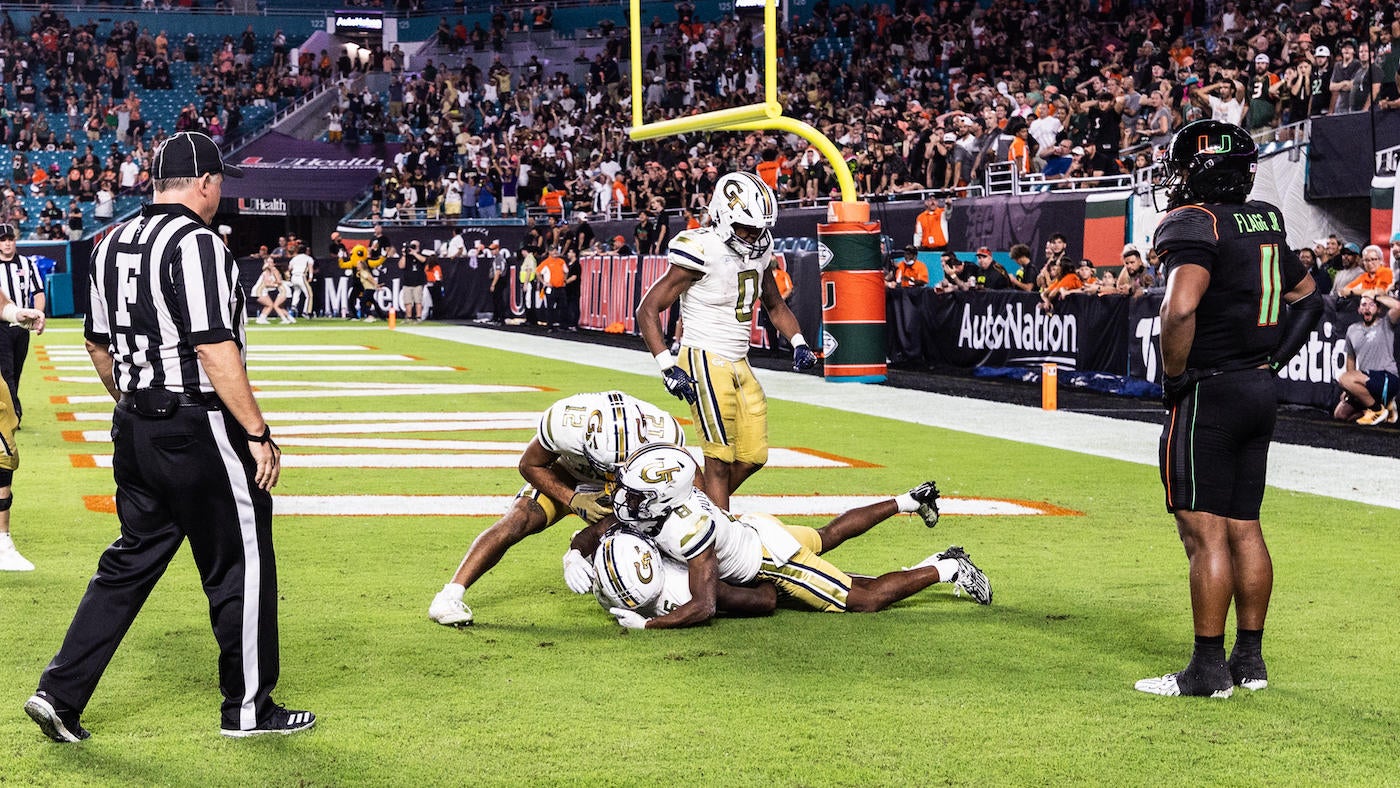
[[120, 389, 222, 419]]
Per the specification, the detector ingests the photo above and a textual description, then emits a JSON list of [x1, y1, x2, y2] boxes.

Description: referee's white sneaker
[[0, 535, 35, 571], [221, 705, 316, 738], [429, 585, 474, 626]]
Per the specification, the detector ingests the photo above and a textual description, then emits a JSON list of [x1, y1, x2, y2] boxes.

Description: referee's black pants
[[0, 323, 29, 420], [38, 400, 281, 730]]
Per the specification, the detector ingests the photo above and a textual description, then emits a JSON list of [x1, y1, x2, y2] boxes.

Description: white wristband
[[655, 350, 674, 371], [790, 333, 807, 348], [0, 303, 18, 324]]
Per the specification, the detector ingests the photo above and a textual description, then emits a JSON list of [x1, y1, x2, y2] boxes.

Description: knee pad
[[0, 494, 12, 511], [0, 467, 12, 489]]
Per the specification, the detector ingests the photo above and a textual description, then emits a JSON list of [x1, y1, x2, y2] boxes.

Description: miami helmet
[[592, 527, 668, 612], [1159, 119, 1257, 210], [707, 171, 777, 258], [579, 392, 652, 479], [612, 443, 697, 526]]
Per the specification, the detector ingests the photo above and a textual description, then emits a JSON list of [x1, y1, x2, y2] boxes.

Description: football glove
[[661, 365, 698, 404], [792, 344, 817, 371], [610, 607, 650, 630], [1161, 370, 1200, 409], [562, 548, 596, 594], [569, 489, 612, 523]]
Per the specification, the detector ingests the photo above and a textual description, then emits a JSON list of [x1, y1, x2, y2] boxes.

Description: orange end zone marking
[[50, 396, 71, 404], [56, 412, 76, 421], [41, 364, 55, 370], [70, 456, 97, 468], [83, 495, 116, 514], [405, 354, 425, 361], [61, 431, 86, 443], [793, 447, 882, 469], [453, 366, 470, 371], [44, 375, 61, 382]]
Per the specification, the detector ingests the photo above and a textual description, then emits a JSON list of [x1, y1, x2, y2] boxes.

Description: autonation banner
[[889, 288, 1363, 409]]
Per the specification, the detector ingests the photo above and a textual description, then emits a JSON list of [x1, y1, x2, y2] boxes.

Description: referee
[[25, 132, 315, 741], [0, 222, 46, 422]]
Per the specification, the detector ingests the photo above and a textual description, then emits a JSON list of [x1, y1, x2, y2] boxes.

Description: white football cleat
[[428, 589, 473, 626], [0, 543, 35, 571]]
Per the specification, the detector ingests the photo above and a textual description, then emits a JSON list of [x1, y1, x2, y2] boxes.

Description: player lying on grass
[[428, 391, 685, 626], [567, 442, 986, 629]]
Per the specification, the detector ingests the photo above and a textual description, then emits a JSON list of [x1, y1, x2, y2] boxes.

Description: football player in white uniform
[[635, 172, 817, 510], [570, 443, 987, 630], [590, 527, 777, 619], [428, 391, 685, 626]]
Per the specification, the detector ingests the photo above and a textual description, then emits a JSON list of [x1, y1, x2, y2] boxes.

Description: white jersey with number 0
[[535, 391, 685, 485], [666, 228, 773, 361]]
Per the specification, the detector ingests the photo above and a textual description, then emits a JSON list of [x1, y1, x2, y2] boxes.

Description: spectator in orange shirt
[[1005, 119, 1032, 175], [1039, 259, 1097, 311], [756, 148, 783, 191], [537, 246, 568, 330], [913, 194, 947, 251], [1341, 245, 1394, 296], [887, 245, 930, 289]]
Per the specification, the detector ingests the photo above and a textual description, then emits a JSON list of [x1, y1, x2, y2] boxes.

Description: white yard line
[[403, 325, 1400, 510]]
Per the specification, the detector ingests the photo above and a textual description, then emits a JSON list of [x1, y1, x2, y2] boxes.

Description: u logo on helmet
[[639, 461, 684, 484], [1196, 133, 1232, 153]]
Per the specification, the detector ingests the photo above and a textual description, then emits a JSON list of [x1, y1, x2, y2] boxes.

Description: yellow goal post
[[626, 0, 862, 215]]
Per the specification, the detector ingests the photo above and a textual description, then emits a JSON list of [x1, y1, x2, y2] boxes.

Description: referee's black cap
[[154, 132, 244, 179], [0, 223, 16, 240]]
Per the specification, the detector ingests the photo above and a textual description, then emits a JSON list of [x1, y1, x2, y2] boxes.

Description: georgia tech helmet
[[579, 392, 650, 479], [592, 527, 667, 612], [707, 171, 777, 258], [613, 442, 697, 525], [1159, 119, 1257, 210]]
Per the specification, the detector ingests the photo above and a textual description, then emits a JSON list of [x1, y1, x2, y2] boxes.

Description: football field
[[2, 320, 1396, 786]]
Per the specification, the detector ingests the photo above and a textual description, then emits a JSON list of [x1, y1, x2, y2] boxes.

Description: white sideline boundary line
[[401, 325, 1400, 511]]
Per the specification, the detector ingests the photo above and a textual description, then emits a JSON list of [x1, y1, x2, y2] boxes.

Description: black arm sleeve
[[1267, 288, 1324, 371]]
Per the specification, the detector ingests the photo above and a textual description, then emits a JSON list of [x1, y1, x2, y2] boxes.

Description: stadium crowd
[[0, 6, 339, 238], [351, 0, 1400, 233]]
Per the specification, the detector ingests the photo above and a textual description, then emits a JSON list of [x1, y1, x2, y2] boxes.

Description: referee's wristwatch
[[247, 425, 273, 444]]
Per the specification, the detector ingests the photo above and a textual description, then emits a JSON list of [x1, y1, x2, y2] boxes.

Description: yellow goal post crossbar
[[627, 0, 857, 204]]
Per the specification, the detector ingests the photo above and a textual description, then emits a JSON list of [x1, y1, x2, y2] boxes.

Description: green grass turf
[[2, 320, 1396, 786]]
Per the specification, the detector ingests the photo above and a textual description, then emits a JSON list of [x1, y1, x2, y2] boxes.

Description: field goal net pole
[[627, 0, 883, 381]]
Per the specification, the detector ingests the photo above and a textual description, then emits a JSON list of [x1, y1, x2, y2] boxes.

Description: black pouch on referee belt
[[130, 389, 182, 419]]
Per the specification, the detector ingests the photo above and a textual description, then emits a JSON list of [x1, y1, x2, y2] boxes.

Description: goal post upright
[[627, 0, 881, 381]]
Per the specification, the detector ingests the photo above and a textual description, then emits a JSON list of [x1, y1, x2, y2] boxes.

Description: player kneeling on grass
[[567, 443, 988, 630], [428, 391, 685, 626]]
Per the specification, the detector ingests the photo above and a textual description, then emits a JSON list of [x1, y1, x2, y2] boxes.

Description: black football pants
[[38, 400, 281, 730]]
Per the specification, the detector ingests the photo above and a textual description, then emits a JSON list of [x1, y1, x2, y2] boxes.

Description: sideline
[[405, 325, 1400, 511]]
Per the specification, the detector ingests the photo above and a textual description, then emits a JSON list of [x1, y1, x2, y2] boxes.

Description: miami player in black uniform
[[1136, 120, 1322, 699]]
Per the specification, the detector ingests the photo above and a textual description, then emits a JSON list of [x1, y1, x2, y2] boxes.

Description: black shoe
[[907, 481, 941, 528], [221, 704, 316, 738], [1135, 660, 1234, 698], [1227, 651, 1268, 691], [25, 691, 90, 742]]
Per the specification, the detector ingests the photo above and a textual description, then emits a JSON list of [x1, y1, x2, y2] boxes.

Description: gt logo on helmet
[[639, 461, 685, 484]]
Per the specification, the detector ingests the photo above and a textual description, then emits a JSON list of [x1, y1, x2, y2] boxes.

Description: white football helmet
[[592, 527, 668, 611], [708, 172, 777, 258], [580, 393, 652, 478], [613, 443, 697, 525]]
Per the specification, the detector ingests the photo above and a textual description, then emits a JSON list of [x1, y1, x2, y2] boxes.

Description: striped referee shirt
[[84, 203, 247, 395], [0, 251, 46, 309]]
